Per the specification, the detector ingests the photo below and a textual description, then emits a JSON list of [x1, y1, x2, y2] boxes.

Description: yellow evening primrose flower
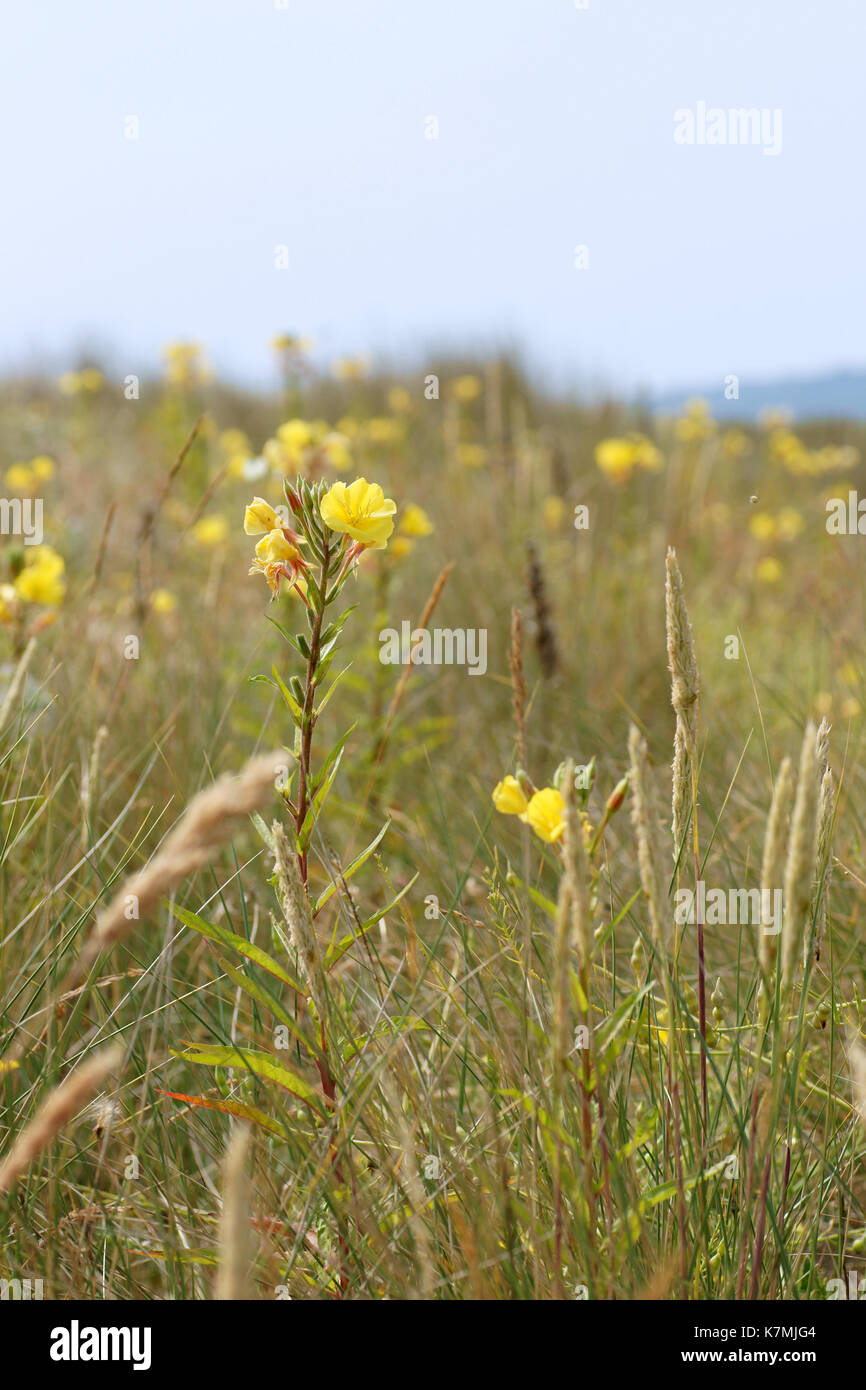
[[388, 387, 412, 414], [452, 374, 483, 403], [756, 556, 783, 584], [320, 478, 396, 550], [542, 496, 567, 532], [595, 438, 635, 482], [456, 443, 488, 469], [192, 515, 229, 547], [321, 431, 352, 471], [253, 529, 300, 566], [366, 417, 402, 446], [4, 464, 35, 492], [390, 537, 414, 560], [249, 530, 307, 597], [244, 497, 282, 535], [151, 588, 178, 615], [749, 512, 777, 542], [14, 546, 66, 606], [30, 455, 56, 480], [523, 787, 566, 844], [492, 776, 529, 817], [398, 503, 434, 538]]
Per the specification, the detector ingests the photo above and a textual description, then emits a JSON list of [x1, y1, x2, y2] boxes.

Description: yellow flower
[[4, 464, 34, 492], [151, 588, 178, 615], [163, 341, 211, 388], [756, 556, 783, 584], [321, 431, 352, 471], [674, 398, 716, 444], [749, 512, 777, 542], [390, 537, 414, 560], [366, 417, 402, 446], [320, 477, 396, 550], [841, 697, 861, 720], [492, 776, 529, 817], [452, 374, 482, 403], [14, 546, 66, 606], [776, 507, 804, 541], [398, 503, 434, 538], [542, 496, 567, 532], [595, 438, 635, 482], [244, 497, 282, 535], [722, 429, 750, 459], [456, 443, 488, 469], [333, 355, 370, 381], [387, 387, 412, 414], [523, 787, 566, 844], [30, 455, 56, 480], [253, 529, 300, 566], [192, 515, 229, 547]]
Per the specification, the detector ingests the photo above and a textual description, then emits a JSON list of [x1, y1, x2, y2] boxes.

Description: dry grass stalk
[[0, 635, 37, 732], [79, 751, 286, 970], [811, 766, 834, 967], [215, 1124, 253, 1301], [627, 725, 670, 958], [562, 762, 593, 980], [781, 723, 819, 992], [0, 1044, 122, 1193], [759, 756, 794, 987], [665, 547, 700, 856], [848, 1035, 866, 1131]]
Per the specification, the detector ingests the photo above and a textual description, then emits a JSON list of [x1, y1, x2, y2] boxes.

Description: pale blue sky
[[0, 0, 862, 395]]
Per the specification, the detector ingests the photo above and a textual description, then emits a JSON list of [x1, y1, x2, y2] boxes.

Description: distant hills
[[652, 369, 866, 422]]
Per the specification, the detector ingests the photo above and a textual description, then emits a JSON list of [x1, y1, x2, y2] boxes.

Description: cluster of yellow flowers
[[335, 416, 406, 449], [748, 508, 805, 544], [4, 456, 56, 492], [262, 419, 352, 475], [59, 368, 104, 396], [243, 478, 400, 598], [595, 432, 663, 483], [452, 374, 483, 404], [492, 776, 568, 845], [673, 397, 716, 444], [0, 545, 66, 621], [769, 429, 859, 476], [163, 341, 212, 389]]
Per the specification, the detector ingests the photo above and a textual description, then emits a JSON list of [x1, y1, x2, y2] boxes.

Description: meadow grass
[[0, 360, 865, 1299]]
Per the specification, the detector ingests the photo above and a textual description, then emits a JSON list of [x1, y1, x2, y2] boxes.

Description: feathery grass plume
[[627, 725, 670, 957], [815, 717, 831, 779], [80, 723, 109, 850], [848, 1035, 866, 1131], [215, 1124, 253, 1301], [0, 1045, 122, 1194], [525, 540, 559, 677], [0, 635, 37, 732], [272, 819, 326, 1023], [810, 766, 835, 967], [80, 751, 287, 968], [781, 722, 820, 992], [758, 756, 794, 989], [665, 548, 700, 855], [561, 760, 593, 981]]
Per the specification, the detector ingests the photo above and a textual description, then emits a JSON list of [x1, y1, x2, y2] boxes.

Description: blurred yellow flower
[[59, 368, 105, 395], [320, 478, 396, 550], [542, 496, 567, 532], [321, 431, 352, 471], [492, 776, 529, 817], [0, 583, 20, 623], [841, 697, 861, 719], [749, 512, 777, 542], [523, 787, 566, 844], [333, 355, 370, 381], [756, 557, 783, 584], [456, 443, 488, 469], [595, 433, 661, 482], [5, 464, 34, 492], [163, 341, 211, 389], [192, 515, 229, 547], [387, 387, 412, 414], [366, 417, 402, 446], [452, 375, 482, 403], [30, 455, 56, 480], [776, 507, 804, 541], [151, 588, 178, 615], [722, 429, 750, 459], [389, 537, 414, 560], [674, 398, 716, 444], [14, 546, 66, 606], [398, 503, 434, 538]]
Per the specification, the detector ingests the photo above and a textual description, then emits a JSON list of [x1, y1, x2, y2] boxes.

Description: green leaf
[[314, 663, 353, 718], [174, 904, 304, 996], [169, 1045, 324, 1114], [314, 818, 391, 915], [159, 1089, 290, 1139], [220, 962, 319, 1060]]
